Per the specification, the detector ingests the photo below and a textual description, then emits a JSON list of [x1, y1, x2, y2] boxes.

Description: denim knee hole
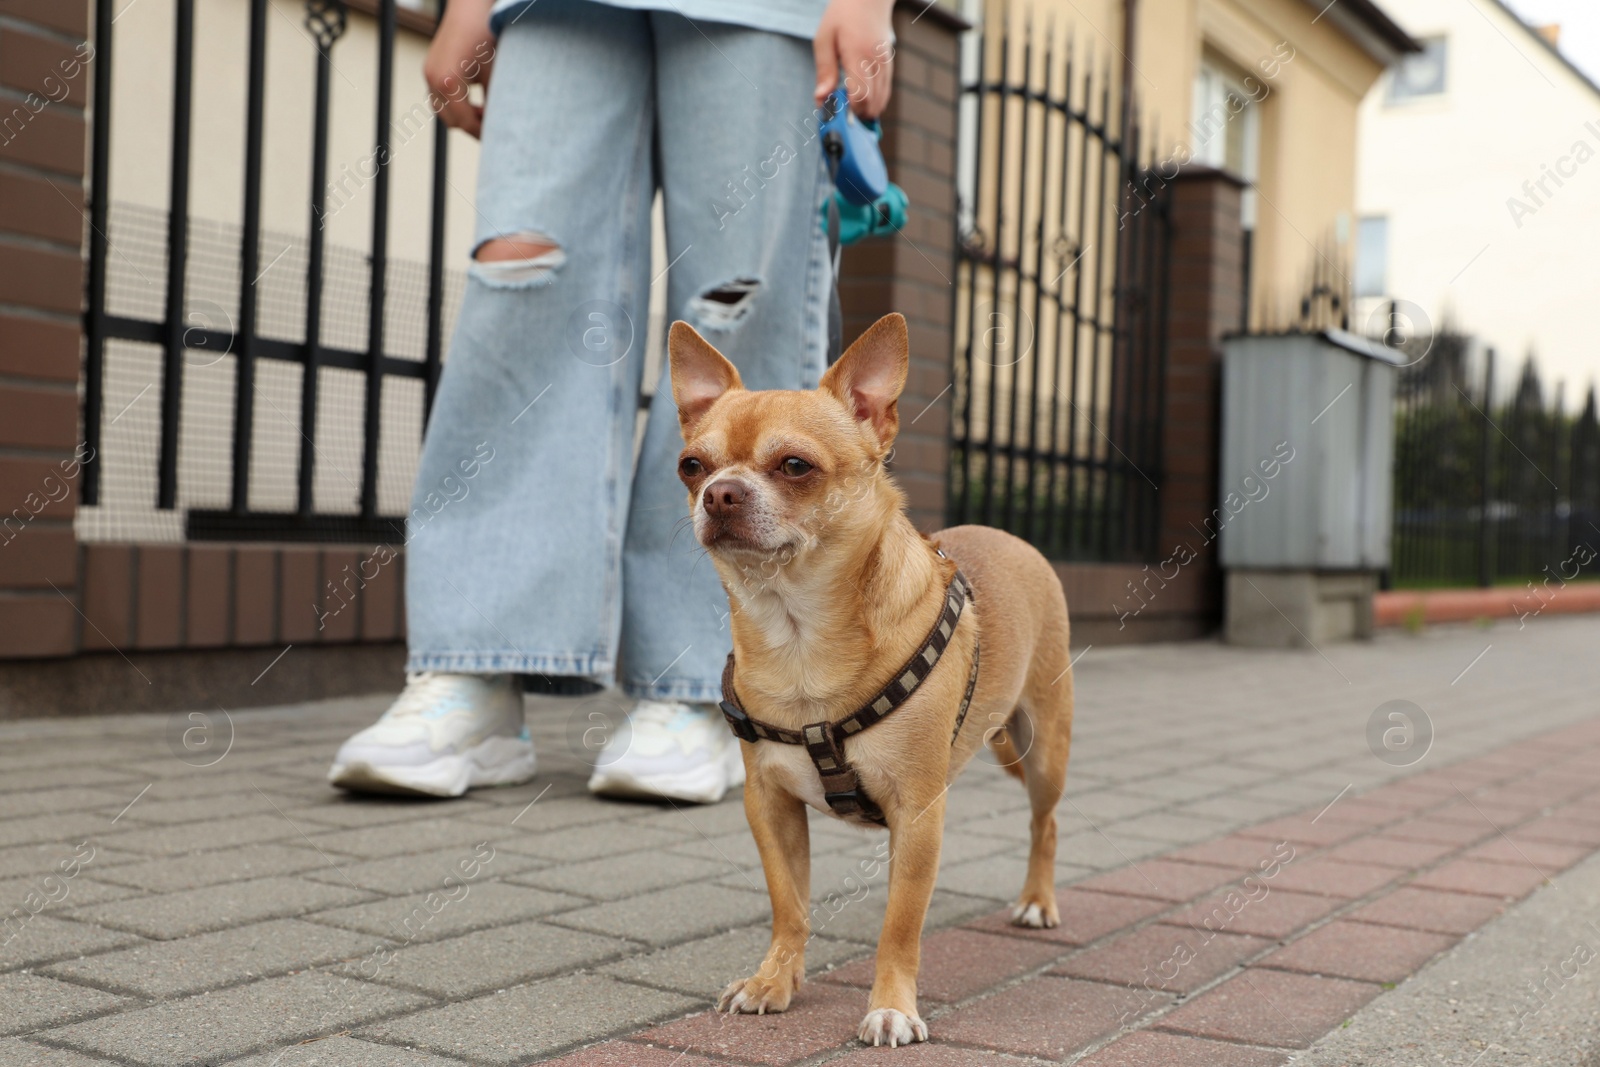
[[470, 232, 566, 289], [689, 276, 761, 330]]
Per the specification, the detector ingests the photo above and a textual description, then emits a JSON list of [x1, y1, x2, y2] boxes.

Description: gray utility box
[[1218, 330, 1399, 647]]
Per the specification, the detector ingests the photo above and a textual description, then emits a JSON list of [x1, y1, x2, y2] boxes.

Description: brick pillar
[[838, 0, 966, 534], [0, 0, 91, 657], [1157, 169, 1246, 626]]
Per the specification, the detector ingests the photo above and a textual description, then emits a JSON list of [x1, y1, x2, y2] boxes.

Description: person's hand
[[425, 0, 497, 138], [813, 0, 896, 120]]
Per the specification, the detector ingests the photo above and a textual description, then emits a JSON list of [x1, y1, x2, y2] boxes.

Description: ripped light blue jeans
[[405, 0, 832, 701]]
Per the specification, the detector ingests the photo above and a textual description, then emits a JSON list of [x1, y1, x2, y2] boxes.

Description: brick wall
[[0, 0, 90, 657], [839, 0, 965, 535], [1159, 169, 1246, 594], [1055, 171, 1245, 645], [0, 2, 409, 680], [77, 542, 404, 654]]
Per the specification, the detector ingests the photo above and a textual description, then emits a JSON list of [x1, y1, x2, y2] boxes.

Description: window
[[1388, 37, 1448, 101], [1356, 216, 1389, 297], [1191, 58, 1261, 226]]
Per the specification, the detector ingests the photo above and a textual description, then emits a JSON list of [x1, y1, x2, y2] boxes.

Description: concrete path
[[0, 613, 1596, 1065]]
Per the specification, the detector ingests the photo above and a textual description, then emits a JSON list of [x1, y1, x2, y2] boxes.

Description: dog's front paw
[[858, 1007, 928, 1047], [1011, 897, 1060, 928], [718, 970, 799, 1015]]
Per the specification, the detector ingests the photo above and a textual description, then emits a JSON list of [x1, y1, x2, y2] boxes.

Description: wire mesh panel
[[309, 367, 368, 516], [81, 0, 459, 544], [950, 20, 1171, 562], [76, 342, 180, 543], [378, 377, 426, 517], [246, 361, 309, 515]]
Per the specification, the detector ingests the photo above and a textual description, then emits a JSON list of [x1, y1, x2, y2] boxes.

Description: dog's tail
[[989, 725, 1026, 782]]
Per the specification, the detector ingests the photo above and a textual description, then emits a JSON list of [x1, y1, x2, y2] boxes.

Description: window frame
[[1191, 55, 1262, 227], [1355, 215, 1390, 299], [1387, 35, 1449, 103]]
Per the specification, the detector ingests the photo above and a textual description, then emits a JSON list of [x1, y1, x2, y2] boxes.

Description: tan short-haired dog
[[669, 312, 1074, 1047]]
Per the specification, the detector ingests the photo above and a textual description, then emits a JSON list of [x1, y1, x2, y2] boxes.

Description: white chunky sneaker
[[587, 700, 745, 804], [329, 673, 535, 798]]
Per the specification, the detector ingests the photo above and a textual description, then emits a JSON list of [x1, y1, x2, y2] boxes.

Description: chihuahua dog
[[668, 312, 1074, 1047]]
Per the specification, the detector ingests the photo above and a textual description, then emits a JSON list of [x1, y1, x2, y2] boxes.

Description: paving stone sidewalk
[[0, 613, 1596, 1065]]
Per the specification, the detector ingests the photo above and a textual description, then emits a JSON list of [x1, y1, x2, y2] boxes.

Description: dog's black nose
[[703, 479, 747, 516]]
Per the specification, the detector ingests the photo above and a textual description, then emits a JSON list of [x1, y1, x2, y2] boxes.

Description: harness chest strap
[[718, 567, 979, 826]]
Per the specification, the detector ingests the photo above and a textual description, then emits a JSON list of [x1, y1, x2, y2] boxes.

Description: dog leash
[[823, 121, 844, 366], [718, 565, 980, 826]]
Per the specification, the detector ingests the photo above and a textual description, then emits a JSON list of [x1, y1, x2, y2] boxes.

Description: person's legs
[[332, 0, 657, 796], [407, 3, 657, 682], [621, 13, 832, 702], [585, 14, 830, 803]]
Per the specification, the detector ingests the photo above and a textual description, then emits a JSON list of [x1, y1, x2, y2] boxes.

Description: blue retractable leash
[[820, 88, 909, 364]]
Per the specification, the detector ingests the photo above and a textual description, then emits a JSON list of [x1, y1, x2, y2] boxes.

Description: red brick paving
[[1479, 785, 1567, 808], [635, 982, 868, 1065], [825, 1044, 1050, 1065], [1311, 797, 1407, 826], [1518, 816, 1600, 847], [1263, 857, 1400, 898], [819, 928, 1062, 1002], [1236, 815, 1370, 849], [1075, 1031, 1288, 1066], [1260, 920, 1458, 983], [1050, 925, 1273, 994], [1077, 858, 1245, 902], [964, 888, 1168, 946], [1356, 784, 1458, 814], [1383, 815, 1499, 846], [1428, 798, 1546, 826], [539, 1043, 728, 1066], [1348, 886, 1508, 935], [1480, 779, 1577, 802], [550, 720, 1600, 1066], [1465, 837, 1590, 870], [1164, 834, 1292, 872], [1164, 887, 1343, 939], [1154, 970, 1381, 1048], [1409, 858, 1552, 898], [934, 975, 1154, 1060], [1553, 795, 1600, 820], [1421, 766, 1509, 792], [1321, 833, 1457, 869]]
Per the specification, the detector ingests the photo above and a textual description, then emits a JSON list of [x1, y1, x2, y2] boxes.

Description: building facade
[[977, 0, 1414, 323], [1356, 0, 1600, 397]]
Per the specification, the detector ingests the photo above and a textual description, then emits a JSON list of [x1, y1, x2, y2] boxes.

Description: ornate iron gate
[[82, 0, 452, 543], [950, 21, 1172, 562]]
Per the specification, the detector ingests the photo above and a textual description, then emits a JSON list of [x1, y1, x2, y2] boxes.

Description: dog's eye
[[778, 457, 813, 478], [679, 457, 704, 478]]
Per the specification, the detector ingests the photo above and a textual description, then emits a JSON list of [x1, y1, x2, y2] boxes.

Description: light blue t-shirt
[[490, 0, 829, 41]]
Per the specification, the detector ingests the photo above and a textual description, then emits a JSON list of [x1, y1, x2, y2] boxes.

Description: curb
[[1375, 584, 1600, 627]]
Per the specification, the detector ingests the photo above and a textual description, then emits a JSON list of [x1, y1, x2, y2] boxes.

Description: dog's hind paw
[[718, 972, 797, 1015], [1011, 899, 1060, 928], [858, 1008, 928, 1047]]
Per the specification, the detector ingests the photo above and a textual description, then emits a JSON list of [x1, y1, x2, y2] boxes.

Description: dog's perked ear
[[820, 312, 909, 453], [668, 320, 744, 439]]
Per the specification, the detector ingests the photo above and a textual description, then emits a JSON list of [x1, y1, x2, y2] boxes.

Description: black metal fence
[[949, 21, 1172, 562], [1245, 238, 1351, 335], [83, 0, 451, 543], [1390, 331, 1600, 588]]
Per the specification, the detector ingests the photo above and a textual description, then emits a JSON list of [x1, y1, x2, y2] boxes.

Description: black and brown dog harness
[[717, 566, 980, 827]]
